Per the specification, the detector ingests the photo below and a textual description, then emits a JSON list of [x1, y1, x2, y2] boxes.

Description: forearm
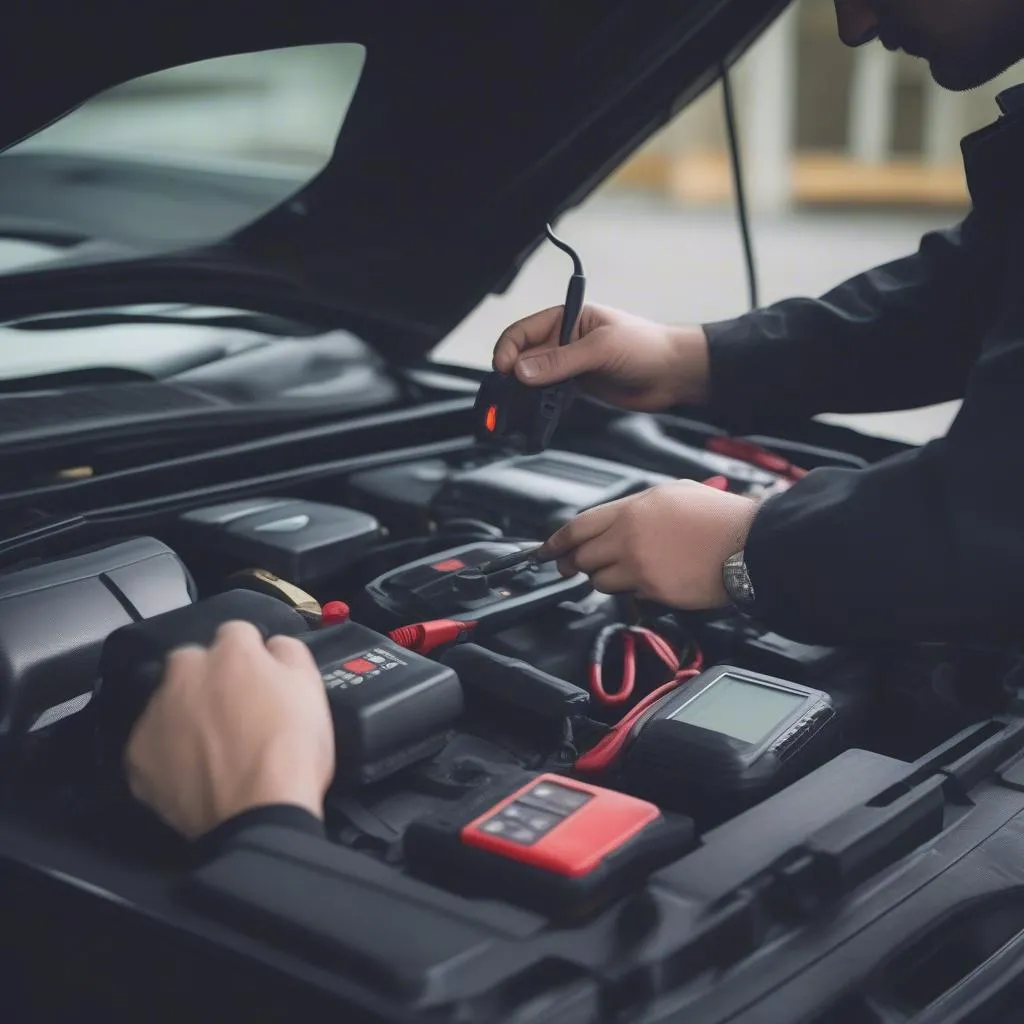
[[743, 448, 957, 644], [743, 360, 1024, 647], [698, 221, 988, 433]]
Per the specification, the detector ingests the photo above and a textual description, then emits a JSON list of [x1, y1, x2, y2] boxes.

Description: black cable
[[545, 223, 587, 347], [720, 62, 760, 311]]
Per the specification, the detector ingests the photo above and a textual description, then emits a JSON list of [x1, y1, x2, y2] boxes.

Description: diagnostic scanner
[[474, 224, 585, 453], [404, 771, 694, 921]]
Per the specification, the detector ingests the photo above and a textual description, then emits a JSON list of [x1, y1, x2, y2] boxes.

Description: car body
[[0, 4, 1021, 1023]]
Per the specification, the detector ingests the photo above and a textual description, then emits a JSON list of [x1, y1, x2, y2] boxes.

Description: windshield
[[0, 43, 366, 274]]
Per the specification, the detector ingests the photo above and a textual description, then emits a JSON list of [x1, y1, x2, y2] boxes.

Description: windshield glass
[[0, 43, 366, 273]]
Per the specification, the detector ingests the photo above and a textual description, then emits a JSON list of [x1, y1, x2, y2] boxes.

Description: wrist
[[218, 749, 328, 827], [721, 500, 760, 610], [664, 325, 711, 406]]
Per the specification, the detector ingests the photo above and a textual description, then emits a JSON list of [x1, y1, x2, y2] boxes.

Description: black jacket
[[703, 84, 1024, 647]]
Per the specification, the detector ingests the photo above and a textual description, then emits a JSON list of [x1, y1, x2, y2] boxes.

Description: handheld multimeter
[[474, 225, 585, 454], [96, 591, 462, 789], [474, 373, 574, 454], [620, 666, 838, 822], [404, 771, 695, 921]]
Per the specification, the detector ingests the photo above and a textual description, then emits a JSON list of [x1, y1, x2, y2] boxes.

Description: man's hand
[[125, 621, 335, 839], [537, 481, 759, 608], [493, 303, 711, 411]]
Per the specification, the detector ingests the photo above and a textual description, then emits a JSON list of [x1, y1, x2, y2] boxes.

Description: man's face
[[834, 0, 1024, 91]]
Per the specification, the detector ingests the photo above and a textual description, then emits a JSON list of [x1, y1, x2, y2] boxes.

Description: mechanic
[[127, 0, 1024, 844], [497, 0, 1024, 647]]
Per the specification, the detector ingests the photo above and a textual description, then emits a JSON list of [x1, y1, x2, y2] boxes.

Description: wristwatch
[[722, 550, 756, 611]]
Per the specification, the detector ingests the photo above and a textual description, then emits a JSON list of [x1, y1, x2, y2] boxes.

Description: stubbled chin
[[928, 50, 1023, 92], [928, 60, 992, 92]]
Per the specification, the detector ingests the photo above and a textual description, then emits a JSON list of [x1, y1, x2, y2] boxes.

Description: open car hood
[[0, 1, 788, 359]]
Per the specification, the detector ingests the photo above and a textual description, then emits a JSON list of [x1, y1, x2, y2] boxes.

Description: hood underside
[[0, 1, 790, 358]]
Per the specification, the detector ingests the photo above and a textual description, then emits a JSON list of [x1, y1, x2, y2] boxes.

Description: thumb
[[515, 333, 608, 386]]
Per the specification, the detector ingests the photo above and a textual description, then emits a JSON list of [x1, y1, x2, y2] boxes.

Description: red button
[[431, 558, 466, 572], [343, 657, 376, 674]]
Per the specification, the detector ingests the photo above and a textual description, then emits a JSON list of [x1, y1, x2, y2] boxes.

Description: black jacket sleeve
[[701, 215, 995, 433], [744, 329, 1024, 646], [192, 804, 325, 863]]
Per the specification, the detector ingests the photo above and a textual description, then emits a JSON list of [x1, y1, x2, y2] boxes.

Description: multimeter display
[[670, 673, 808, 744], [622, 666, 839, 823]]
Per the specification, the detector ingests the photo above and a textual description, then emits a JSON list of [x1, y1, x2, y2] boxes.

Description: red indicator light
[[484, 404, 498, 432], [343, 658, 376, 674], [431, 558, 466, 572]]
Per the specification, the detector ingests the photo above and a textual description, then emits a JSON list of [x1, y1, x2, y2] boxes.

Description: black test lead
[[473, 224, 587, 453], [467, 545, 545, 578], [544, 223, 586, 348]]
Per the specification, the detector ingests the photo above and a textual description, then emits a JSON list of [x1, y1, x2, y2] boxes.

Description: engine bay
[[2, 418, 1023, 1020]]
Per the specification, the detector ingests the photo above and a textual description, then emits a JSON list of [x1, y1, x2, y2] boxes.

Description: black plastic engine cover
[[432, 450, 668, 537]]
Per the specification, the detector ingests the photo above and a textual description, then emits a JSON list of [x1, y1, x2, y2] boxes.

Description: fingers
[[493, 307, 564, 372], [213, 619, 267, 651], [167, 623, 316, 678], [514, 326, 614, 387], [589, 565, 636, 595], [163, 643, 207, 682], [494, 305, 616, 387], [537, 503, 620, 562], [266, 634, 319, 674], [555, 535, 620, 577]]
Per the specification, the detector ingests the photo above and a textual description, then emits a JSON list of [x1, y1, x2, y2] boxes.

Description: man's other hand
[[537, 480, 759, 609], [125, 621, 335, 839]]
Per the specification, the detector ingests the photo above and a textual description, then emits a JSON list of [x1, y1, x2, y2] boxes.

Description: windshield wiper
[[8, 309, 324, 336]]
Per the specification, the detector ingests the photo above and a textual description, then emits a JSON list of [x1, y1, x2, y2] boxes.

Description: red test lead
[[388, 619, 478, 656]]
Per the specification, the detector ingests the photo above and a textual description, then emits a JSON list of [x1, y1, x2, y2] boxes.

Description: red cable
[[589, 629, 637, 706], [589, 624, 686, 708], [707, 436, 807, 482], [576, 647, 703, 774]]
